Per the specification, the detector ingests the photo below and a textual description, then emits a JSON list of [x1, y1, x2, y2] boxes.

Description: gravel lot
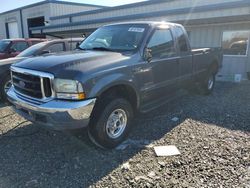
[[0, 82, 249, 188]]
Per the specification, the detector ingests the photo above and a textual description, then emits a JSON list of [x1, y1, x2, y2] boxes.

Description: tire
[[88, 98, 133, 149], [198, 71, 216, 95], [0, 74, 11, 103]]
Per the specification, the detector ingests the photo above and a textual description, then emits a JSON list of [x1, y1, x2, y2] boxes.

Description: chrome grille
[[11, 67, 54, 101]]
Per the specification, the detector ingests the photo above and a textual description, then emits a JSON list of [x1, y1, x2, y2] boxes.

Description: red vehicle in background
[[0, 38, 46, 60]]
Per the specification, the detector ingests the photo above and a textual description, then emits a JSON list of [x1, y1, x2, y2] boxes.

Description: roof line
[[33, 15, 250, 34], [0, 0, 106, 15], [50, 0, 168, 20], [31, 0, 250, 31], [50, 0, 106, 8]]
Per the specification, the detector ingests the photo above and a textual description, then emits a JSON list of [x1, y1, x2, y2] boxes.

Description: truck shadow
[[135, 81, 250, 136], [0, 82, 249, 187], [0, 103, 7, 108]]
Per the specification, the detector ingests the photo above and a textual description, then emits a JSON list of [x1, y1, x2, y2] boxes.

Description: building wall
[[50, 0, 244, 25], [41, 4, 250, 36], [21, 3, 50, 38], [44, 0, 250, 35], [0, 2, 102, 39], [0, 16, 6, 38], [188, 22, 250, 80], [0, 10, 23, 38], [49, 3, 100, 17]]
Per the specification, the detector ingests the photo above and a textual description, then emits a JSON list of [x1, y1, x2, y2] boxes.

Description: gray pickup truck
[[7, 22, 222, 148]]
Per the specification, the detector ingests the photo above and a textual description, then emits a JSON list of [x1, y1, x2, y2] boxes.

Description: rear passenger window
[[46, 43, 65, 53], [176, 26, 189, 53], [147, 29, 175, 59], [11, 42, 29, 52]]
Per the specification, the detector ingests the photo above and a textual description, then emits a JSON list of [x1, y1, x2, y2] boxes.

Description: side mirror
[[40, 50, 50, 55], [143, 47, 152, 62]]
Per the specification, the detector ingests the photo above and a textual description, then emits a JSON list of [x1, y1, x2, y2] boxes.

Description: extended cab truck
[[7, 22, 223, 148]]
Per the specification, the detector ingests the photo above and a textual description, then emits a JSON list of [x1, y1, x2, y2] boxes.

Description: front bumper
[[7, 86, 96, 130]]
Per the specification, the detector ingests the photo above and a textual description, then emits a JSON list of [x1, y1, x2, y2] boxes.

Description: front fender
[[88, 73, 140, 108]]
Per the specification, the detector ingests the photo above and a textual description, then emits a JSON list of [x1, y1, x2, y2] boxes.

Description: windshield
[[17, 42, 46, 57], [79, 24, 148, 52], [0, 41, 10, 53]]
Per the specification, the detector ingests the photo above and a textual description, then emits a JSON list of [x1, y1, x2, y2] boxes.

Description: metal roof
[[0, 0, 106, 15], [50, 0, 168, 20]]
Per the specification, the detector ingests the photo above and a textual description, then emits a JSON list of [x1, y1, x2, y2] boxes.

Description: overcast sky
[[0, 0, 147, 13]]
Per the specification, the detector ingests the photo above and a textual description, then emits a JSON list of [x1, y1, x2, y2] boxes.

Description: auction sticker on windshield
[[128, 27, 145, 32]]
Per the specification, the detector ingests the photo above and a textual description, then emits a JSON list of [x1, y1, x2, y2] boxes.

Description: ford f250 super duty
[[7, 22, 223, 148]]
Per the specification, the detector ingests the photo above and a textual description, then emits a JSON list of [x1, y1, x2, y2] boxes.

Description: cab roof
[[105, 21, 181, 28]]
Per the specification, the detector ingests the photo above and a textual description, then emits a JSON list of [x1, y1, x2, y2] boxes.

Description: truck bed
[[192, 47, 223, 80]]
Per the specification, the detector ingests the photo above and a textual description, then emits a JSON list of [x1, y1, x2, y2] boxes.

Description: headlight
[[54, 79, 85, 100]]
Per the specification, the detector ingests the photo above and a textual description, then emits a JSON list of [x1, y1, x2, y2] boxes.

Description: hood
[[0, 57, 27, 66], [13, 50, 132, 78]]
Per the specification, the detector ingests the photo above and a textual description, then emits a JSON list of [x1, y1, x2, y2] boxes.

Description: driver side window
[[147, 29, 176, 59]]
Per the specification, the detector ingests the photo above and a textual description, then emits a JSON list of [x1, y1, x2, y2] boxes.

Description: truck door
[[141, 28, 179, 104], [175, 26, 193, 87]]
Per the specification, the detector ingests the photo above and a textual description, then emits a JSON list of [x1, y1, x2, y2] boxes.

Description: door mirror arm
[[143, 47, 153, 63]]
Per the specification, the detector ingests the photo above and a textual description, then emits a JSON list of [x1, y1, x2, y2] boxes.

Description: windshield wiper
[[77, 47, 114, 51], [91, 47, 113, 51]]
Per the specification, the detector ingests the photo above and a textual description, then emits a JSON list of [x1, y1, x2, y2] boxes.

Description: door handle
[[132, 67, 143, 73], [132, 67, 151, 74], [133, 68, 141, 73]]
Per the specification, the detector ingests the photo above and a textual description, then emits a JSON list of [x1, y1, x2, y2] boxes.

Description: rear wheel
[[198, 71, 216, 95], [0, 74, 11, 103], [88, 98, 133, 149]]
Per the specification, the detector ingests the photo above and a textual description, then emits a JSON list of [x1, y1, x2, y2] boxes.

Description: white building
[[0, 0, 105, 39]]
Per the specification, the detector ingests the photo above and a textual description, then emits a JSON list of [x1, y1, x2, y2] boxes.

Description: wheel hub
[[208, 76, 214, 90], [106, 109, 127, 139]]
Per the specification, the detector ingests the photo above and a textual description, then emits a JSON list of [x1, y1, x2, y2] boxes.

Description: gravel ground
[[0, 82, 249, 188]]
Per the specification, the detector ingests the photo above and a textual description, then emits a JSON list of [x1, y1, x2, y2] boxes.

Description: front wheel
[[0, 74, 11, 103], [88, 98, 133, 149]]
